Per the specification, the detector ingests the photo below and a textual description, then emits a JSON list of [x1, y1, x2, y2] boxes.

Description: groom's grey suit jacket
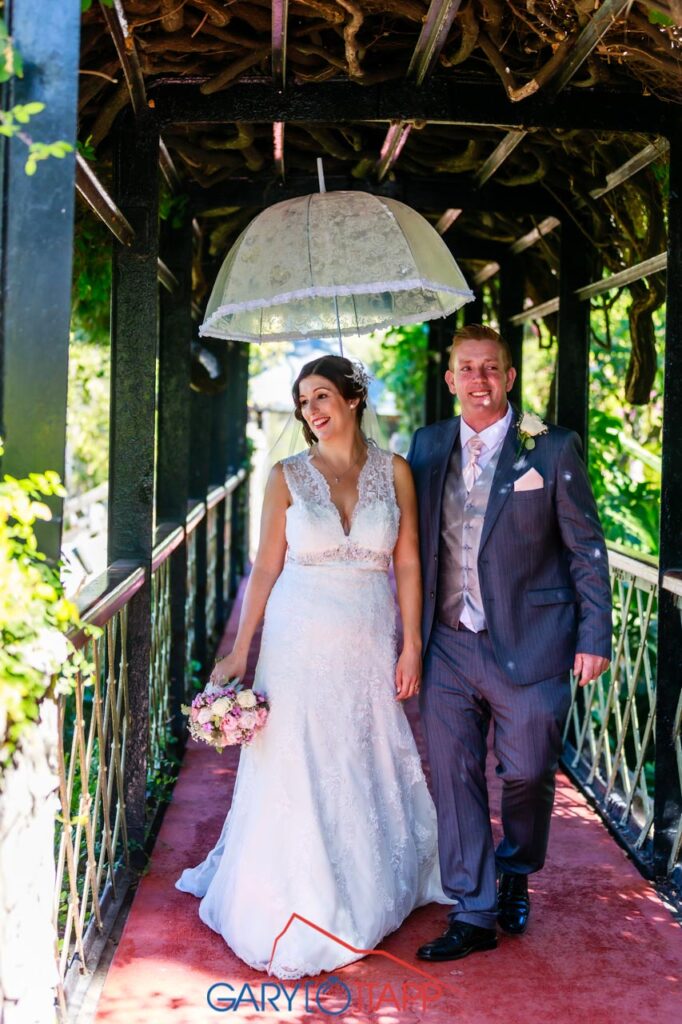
[[407, 413, 612, 685]]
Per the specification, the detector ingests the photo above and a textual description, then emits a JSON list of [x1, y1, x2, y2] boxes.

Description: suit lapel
[[427, 417, 460, 547], [479, 414, 520, 553]]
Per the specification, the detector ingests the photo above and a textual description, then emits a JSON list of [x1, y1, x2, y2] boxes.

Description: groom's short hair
[[449, 324, 513, 371]]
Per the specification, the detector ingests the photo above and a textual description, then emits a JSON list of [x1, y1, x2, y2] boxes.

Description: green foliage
[[0, 441, 98, 770], [81, 0, 114, 10], [24, 139, 73, 176], [373, 324, 429, 435], [523, 294, 663, 557], [0, 16, 23, 82], [66, 340, 110, 494], [71, 208, 112, 346], [0, 17, 74, 174], [587, 300, 663, 555], [648, 9, 675, 27], [76, 134, 96, 162], [0, 101, 44, 132], [159, 182, 189, 228]]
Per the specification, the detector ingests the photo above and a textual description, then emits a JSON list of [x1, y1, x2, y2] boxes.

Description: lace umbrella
[[199, 188, 474, 346]]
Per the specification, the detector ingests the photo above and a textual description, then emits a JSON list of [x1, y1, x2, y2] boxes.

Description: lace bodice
[[281, 443, 400, 571]]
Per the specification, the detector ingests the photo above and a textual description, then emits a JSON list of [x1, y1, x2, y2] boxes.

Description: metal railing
[[53, 470, 249, 1011], [562, 545, 682, 885]]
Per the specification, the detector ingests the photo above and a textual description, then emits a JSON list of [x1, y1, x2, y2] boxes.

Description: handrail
[[206, 484, 226, 511], [71, 559, 146, 649], [152, 523, 185, 572], [226, 467, 247, 493], [185, 499, 207, 535], [607, 546, 659, 589], [604, 543, 682, 600], [662, 571, 682, 600]]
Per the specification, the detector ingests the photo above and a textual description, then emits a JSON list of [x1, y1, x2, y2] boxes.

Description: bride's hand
[[209, 650, 247, 689], [395, 645, 421, 701]]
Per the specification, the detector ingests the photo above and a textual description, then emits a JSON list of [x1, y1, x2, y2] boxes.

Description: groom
[[408, 324, 612, 961]]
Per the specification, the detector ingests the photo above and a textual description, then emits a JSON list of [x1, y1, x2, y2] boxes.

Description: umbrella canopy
[[199, 190, 474, 344]]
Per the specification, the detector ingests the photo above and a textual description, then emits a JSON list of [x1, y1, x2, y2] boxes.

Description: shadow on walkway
[[94, 581, 682, 1024]]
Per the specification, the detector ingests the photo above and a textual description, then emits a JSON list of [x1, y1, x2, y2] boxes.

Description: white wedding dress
[[176, 443, 450, 978]]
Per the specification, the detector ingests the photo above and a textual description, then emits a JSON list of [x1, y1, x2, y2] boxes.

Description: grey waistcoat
[[436, 441, 503, 631]]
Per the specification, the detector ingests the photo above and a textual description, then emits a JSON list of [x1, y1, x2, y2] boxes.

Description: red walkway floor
[[95, 583, 682, 1024]]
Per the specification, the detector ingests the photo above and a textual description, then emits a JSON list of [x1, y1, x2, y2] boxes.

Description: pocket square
[[514, 468, 544, 491]]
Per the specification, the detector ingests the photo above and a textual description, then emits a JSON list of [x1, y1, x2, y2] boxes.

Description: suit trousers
[[421, 621, 572, 930]]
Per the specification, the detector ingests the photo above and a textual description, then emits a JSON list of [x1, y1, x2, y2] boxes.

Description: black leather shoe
[[416, 921, 497, 962], [497, 872, 530, 934]]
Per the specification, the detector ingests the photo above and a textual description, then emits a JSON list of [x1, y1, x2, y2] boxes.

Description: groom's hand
[[573, 653, 610, 687]]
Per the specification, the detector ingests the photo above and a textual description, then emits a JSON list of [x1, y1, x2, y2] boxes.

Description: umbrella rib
[[306, 193, 315, 296]]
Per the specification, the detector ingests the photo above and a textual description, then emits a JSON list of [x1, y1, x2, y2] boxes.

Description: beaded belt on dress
[[287, 548, 390, 572]]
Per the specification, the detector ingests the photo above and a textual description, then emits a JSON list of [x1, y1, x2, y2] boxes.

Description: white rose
[[236, 689, 257, 709], [519, 412, 547, 437], [197, 706, 214, 725], [240, 710, 258, 729], [210, 696, 233, 717]]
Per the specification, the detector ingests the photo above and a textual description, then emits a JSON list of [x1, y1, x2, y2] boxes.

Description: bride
[[176, 354, 450, 978]]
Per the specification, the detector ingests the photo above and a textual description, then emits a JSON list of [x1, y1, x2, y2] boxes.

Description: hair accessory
[[346, 360, 373, 393]]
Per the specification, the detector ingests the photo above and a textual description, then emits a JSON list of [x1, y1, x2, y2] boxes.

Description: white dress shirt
[[458, 403, 513, 629], [460, 403, 513, 470]]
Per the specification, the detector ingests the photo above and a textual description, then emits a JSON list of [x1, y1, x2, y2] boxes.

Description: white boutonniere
[[516, 412, 548, 455]]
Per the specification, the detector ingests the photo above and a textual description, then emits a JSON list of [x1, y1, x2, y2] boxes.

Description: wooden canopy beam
[[575, 251, 667, 301], [159, 139, 182, 192], [472, 262, 501, 287], [407, 0, 463, 86], [471, 0, 636, 189], [509, 251, 667, 325], [509, 216, 561, 255], [273, 121, 285, 179], [475, 130, 528, 187], [101, 0, 147, 116], [376, 122, 412, 181], [589, 137, 670, 199], [151, 81, 673, 136], [509, 296, 560, 325], [272, 0, 288, 91], [544, 0, 631, 100], [500, 136, 669, 262], [76, 153, 178, 294], [76, 153, 135, 246], [157, 257, 180, 294], [435, 208, 462, 234]]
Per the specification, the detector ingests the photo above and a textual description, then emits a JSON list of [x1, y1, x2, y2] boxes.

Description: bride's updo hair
[[292, 355, 368, 446]]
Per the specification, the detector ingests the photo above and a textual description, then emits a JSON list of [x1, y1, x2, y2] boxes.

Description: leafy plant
[[71, 208, 112, 346], [373, 324, 429, 436], [66, 339, 110, 495], [521, 294, 663, 557], [0, 16, 74, 174], [0, 441, 98, 769]]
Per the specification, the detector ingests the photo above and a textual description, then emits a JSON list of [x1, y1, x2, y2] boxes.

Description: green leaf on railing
[[0, 18, 24, 82]]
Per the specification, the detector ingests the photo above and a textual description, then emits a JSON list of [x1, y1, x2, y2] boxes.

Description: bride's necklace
[[314, 443, 366, 485]]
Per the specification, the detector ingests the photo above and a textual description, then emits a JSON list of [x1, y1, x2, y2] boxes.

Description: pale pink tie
[[463, 436, 484, 492]]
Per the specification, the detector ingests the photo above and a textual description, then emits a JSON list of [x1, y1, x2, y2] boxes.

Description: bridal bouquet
[[181, 683, 269, 751]]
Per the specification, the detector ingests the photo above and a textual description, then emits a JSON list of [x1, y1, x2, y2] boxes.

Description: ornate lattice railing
[[562, 547, 682, 882], [665, 571, 682, 879], [54, 472, 249, 1011], [55, 565, 144, 1002], [184, 502, 202, 698], [147, 525, 184, 823], [205, 488, 222, 649]]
